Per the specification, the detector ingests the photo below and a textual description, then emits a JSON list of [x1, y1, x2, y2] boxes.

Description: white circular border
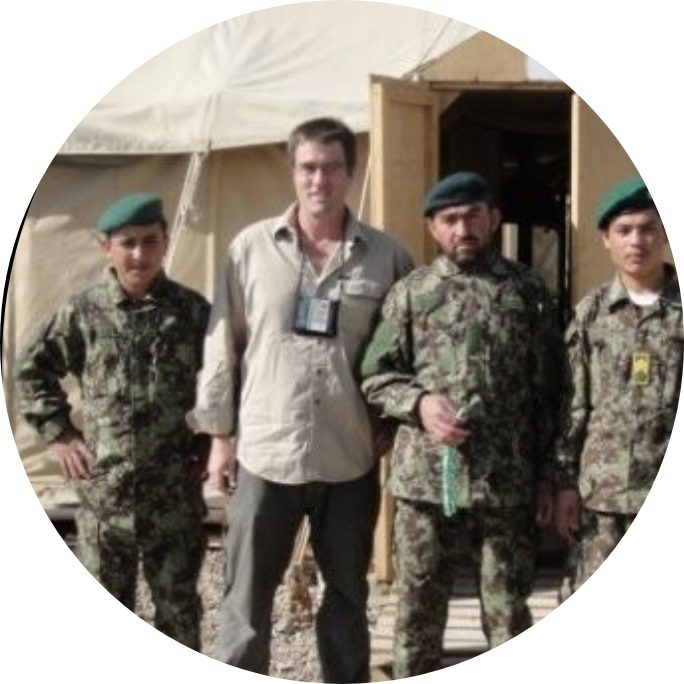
[[1, 1, 681, 682]]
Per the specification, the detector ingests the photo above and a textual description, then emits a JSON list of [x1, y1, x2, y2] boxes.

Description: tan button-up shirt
[[188, 205, 413, 484]]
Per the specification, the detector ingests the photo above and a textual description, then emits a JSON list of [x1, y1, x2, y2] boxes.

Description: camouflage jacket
[[15, 268, 210, 521], [360, 251, 560, 508], [554, 265, 682, 514]]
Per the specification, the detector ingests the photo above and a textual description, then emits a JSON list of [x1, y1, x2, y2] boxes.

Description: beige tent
[[3, 1, 642, 534], [4, 1, 478, 507]]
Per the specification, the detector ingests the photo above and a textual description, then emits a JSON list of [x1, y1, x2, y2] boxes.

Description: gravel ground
[[135, 533, 379, 681], [59, 504, 381, 681]]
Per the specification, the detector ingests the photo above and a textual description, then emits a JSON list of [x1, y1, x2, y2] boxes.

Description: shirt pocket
[[82, 329, 126, 401], [339, 278, 384, 345], [81, 329, 129, 431], [587, 330, 628, 403], [489, 288, 531, 374], [150, 315, 199, 411], [154, 318, 197, 369]]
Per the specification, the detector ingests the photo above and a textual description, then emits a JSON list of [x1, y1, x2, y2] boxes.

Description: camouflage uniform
[[361, 251, 559, 678], [15, 268, 210, 649], [555, 265, 682, 591]]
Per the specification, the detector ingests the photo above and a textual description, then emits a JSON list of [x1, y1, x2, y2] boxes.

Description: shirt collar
[[271, 203, 368, 250], [271, 204, 298, 241]]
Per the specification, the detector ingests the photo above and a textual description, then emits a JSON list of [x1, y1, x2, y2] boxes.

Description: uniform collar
[[606, 263, 681, 311], [432, 248, 505, 278], [660, 263, 681, 307], [104, 266, 169, 306]]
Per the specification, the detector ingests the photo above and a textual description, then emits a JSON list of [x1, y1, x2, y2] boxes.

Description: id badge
[[293, 296, 339, 337], [631, 352, 651, 386]]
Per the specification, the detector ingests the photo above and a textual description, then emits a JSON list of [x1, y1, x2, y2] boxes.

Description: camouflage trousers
[[560, 509, 635, 599], [76, 507, 205, 650], [392, 499, 535, 678]]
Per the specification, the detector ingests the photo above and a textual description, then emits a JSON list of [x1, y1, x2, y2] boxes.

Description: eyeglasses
[[294, 161, 348, 177]]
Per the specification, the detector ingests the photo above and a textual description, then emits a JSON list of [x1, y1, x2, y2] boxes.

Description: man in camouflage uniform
[[360, 171, 559, 678], [554, 177, 682, 593], [15, 192, 210, 650]]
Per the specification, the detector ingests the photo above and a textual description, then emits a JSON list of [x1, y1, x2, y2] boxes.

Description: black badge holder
[[293, 295, 339, 337], [292, 223, 348, 338]]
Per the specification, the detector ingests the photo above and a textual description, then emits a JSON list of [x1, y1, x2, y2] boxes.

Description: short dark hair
[[287, 117, 356, 172]]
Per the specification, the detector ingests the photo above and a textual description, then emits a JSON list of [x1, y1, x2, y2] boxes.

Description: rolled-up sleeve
[[187, 245, 246, 436]]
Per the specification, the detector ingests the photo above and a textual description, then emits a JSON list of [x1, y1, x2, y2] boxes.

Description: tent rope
[[407, 17, 455, 79]]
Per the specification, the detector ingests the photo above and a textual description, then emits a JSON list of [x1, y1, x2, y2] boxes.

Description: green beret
[[596, 176, 655, 230], [96, 192, 165, 235], [423, 171, 492, 217]]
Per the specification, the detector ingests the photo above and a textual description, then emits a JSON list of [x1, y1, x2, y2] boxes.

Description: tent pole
[[165, 148, 209, 274], [358, 152, 371, 223]]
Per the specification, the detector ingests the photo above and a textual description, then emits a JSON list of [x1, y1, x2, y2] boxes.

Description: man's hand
[[51, 430, 94, 480], [535, 486, 554, 528], [555, 488, 581, 543], [369, 414, 398, 459], [418, 394, 471, 446], [188, 434, 211, 480], [205, 435, 237, 494]]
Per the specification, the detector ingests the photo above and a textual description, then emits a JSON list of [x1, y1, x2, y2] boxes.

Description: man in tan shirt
[[188, 117, 412, 682]]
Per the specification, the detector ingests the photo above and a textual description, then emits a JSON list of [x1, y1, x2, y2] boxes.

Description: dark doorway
[[439, 88, 571, 324]]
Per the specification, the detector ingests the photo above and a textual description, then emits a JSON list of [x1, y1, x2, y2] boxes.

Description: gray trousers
[[217, 465, 379, 683]]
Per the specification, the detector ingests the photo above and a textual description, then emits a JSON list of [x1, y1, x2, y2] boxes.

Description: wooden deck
[[369, 566, 564, 679]]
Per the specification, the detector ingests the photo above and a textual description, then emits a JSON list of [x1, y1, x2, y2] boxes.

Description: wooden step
[[370, 568, 563, 675]]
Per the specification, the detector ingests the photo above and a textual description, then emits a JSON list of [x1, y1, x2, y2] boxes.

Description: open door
[[570, 94, 640, 302], [438, 86, 571, 323], [370, 75, 441, 265], [369, 75, 441, 583]]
